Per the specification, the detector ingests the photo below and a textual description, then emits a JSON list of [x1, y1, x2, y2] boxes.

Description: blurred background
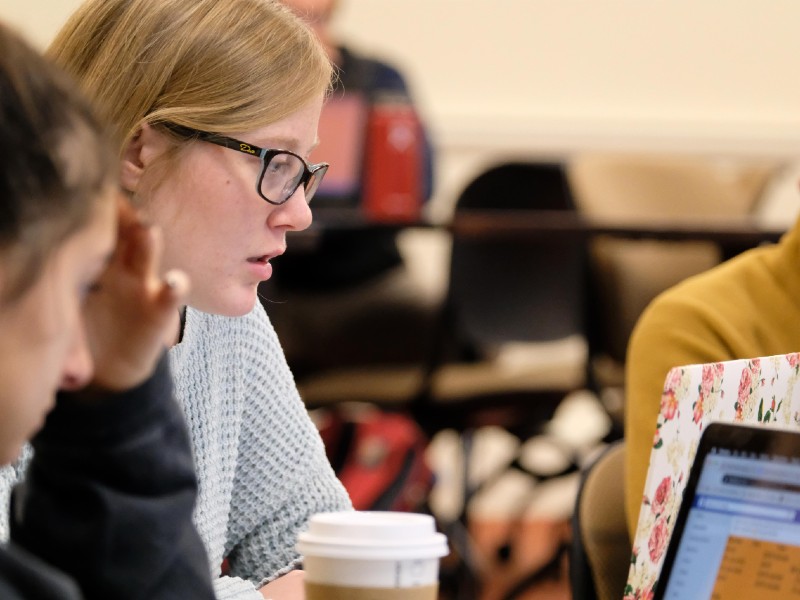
[[7, 0, 800, 217], [6, 2, 800, 599]]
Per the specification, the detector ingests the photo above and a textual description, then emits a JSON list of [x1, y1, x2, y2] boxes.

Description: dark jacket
[[0, 356, 215, 600]]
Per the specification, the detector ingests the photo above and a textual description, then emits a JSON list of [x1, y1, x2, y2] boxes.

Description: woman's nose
[[59, 326, 94, 391], [273, 187, 313, 231]]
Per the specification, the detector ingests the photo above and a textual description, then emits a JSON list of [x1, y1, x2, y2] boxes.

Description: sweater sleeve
[[624, 291, 736, 538], [212, 575, 260, 600], [222, 306, 352, 588], [0, 445, 31, 543], [9, 355, 216, 600]]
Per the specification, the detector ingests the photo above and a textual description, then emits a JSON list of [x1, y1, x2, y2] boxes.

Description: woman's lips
[[246, 246, 285, 280], [246, 255, 274, 280]]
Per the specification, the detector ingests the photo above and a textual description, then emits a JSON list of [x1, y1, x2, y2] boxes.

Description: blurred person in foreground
[[0, 20, 213, 599]]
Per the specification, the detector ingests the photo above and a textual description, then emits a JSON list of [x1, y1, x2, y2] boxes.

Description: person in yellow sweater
[[624, 216, 800, 537]]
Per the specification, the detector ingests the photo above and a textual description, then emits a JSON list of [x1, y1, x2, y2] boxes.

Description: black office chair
[[412, 162, 592, 599], [414, 161, 588, 434], [570, 441, 630, 600]]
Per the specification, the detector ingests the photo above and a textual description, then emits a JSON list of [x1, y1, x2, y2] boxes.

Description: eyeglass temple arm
[[161, 123, 265, 157]]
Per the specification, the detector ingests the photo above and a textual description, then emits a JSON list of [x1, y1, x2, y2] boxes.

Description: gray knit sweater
[[170, 304, 352, 599]]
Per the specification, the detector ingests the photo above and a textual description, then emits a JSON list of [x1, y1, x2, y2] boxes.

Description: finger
[[145, 224, 163, 279], [158, 269, 190, 310], [121, 221, 160, 280], [115, 193, 138, 231], [113, 195, 140, 259], [113, 193, 158, 278]]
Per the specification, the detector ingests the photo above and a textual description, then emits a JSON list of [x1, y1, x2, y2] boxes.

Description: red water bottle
[[361, 95, 424, 222]]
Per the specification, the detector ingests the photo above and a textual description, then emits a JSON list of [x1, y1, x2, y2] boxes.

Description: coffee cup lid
[[296, 511, 448, 561]]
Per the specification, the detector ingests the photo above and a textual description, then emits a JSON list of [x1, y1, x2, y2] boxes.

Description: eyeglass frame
[[163, 123, 329, 206]]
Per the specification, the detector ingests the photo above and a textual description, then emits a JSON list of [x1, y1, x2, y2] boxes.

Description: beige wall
[[331, 1, 800, 145], [333, 0, 800, 215], [5, 0, 800, 213], [0, 2, 79, 49]]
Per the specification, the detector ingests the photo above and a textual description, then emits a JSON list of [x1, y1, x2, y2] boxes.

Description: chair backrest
[[571, 441, 630, 600], [567, 153, 776, 364], [448, 162, 587, 349], [568, 153, 774, 219]]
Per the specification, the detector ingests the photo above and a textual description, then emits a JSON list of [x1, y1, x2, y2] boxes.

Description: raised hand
[[83, 195, 189, 391]]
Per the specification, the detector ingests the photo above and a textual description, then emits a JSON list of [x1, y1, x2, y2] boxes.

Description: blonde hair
[[47, 0, 333, 153]]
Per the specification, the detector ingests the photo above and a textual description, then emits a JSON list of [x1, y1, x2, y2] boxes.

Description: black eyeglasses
[[164, 123, 328, 205]]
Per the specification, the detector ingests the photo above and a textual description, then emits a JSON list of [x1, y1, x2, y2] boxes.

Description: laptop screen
[[658, 427, 800, 599], [309, 92, 369, 201]]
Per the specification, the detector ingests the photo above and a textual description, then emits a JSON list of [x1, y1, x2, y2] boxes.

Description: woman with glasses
[[41, 0, 352, 598]]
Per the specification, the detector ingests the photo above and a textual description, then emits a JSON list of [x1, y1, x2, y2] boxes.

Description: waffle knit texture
[[169, 304, 352, 599]]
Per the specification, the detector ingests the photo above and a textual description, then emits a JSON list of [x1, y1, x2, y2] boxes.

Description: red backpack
[[315, 404, 434, 512]]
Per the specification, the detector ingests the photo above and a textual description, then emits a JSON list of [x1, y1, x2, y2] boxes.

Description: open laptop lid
[[308, 92, 369, 202], [654, 422, 800, 599]]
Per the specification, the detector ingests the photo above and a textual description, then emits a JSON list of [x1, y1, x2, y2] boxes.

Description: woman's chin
[[0, 439, 25, 467], [188, 287, 258, 318]]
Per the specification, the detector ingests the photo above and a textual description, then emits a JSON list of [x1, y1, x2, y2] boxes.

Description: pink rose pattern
[[699, 362, 724, 417], [648, 517, 669, 563], [701, 362, 723, 397], [660, 389, 678, 421], [651, 476, 671, 516], [627, 353, 800, 597], [654, 368, 692, 449], [692, 395, 704, 425], [734, 358, 763, 421]]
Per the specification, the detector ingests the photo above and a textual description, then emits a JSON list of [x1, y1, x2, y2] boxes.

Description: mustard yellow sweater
[[624, 216, 800, 536]]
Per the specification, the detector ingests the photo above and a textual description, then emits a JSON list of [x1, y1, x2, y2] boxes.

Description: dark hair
[[0, 21, 115, 302]]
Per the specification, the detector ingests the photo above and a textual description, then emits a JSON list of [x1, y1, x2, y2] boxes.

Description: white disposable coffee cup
[[297, 511, 448, 598]]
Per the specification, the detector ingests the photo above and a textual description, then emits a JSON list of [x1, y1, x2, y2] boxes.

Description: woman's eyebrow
[[258, 136, 319, 156], [257, 136, 298, 149]]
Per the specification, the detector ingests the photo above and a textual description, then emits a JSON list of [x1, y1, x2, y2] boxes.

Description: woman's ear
[[120, 123, 169, 194]]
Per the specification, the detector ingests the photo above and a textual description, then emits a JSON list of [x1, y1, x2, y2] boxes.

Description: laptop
[[308, 92, 369, 203], [654, 422, 800, 600]]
